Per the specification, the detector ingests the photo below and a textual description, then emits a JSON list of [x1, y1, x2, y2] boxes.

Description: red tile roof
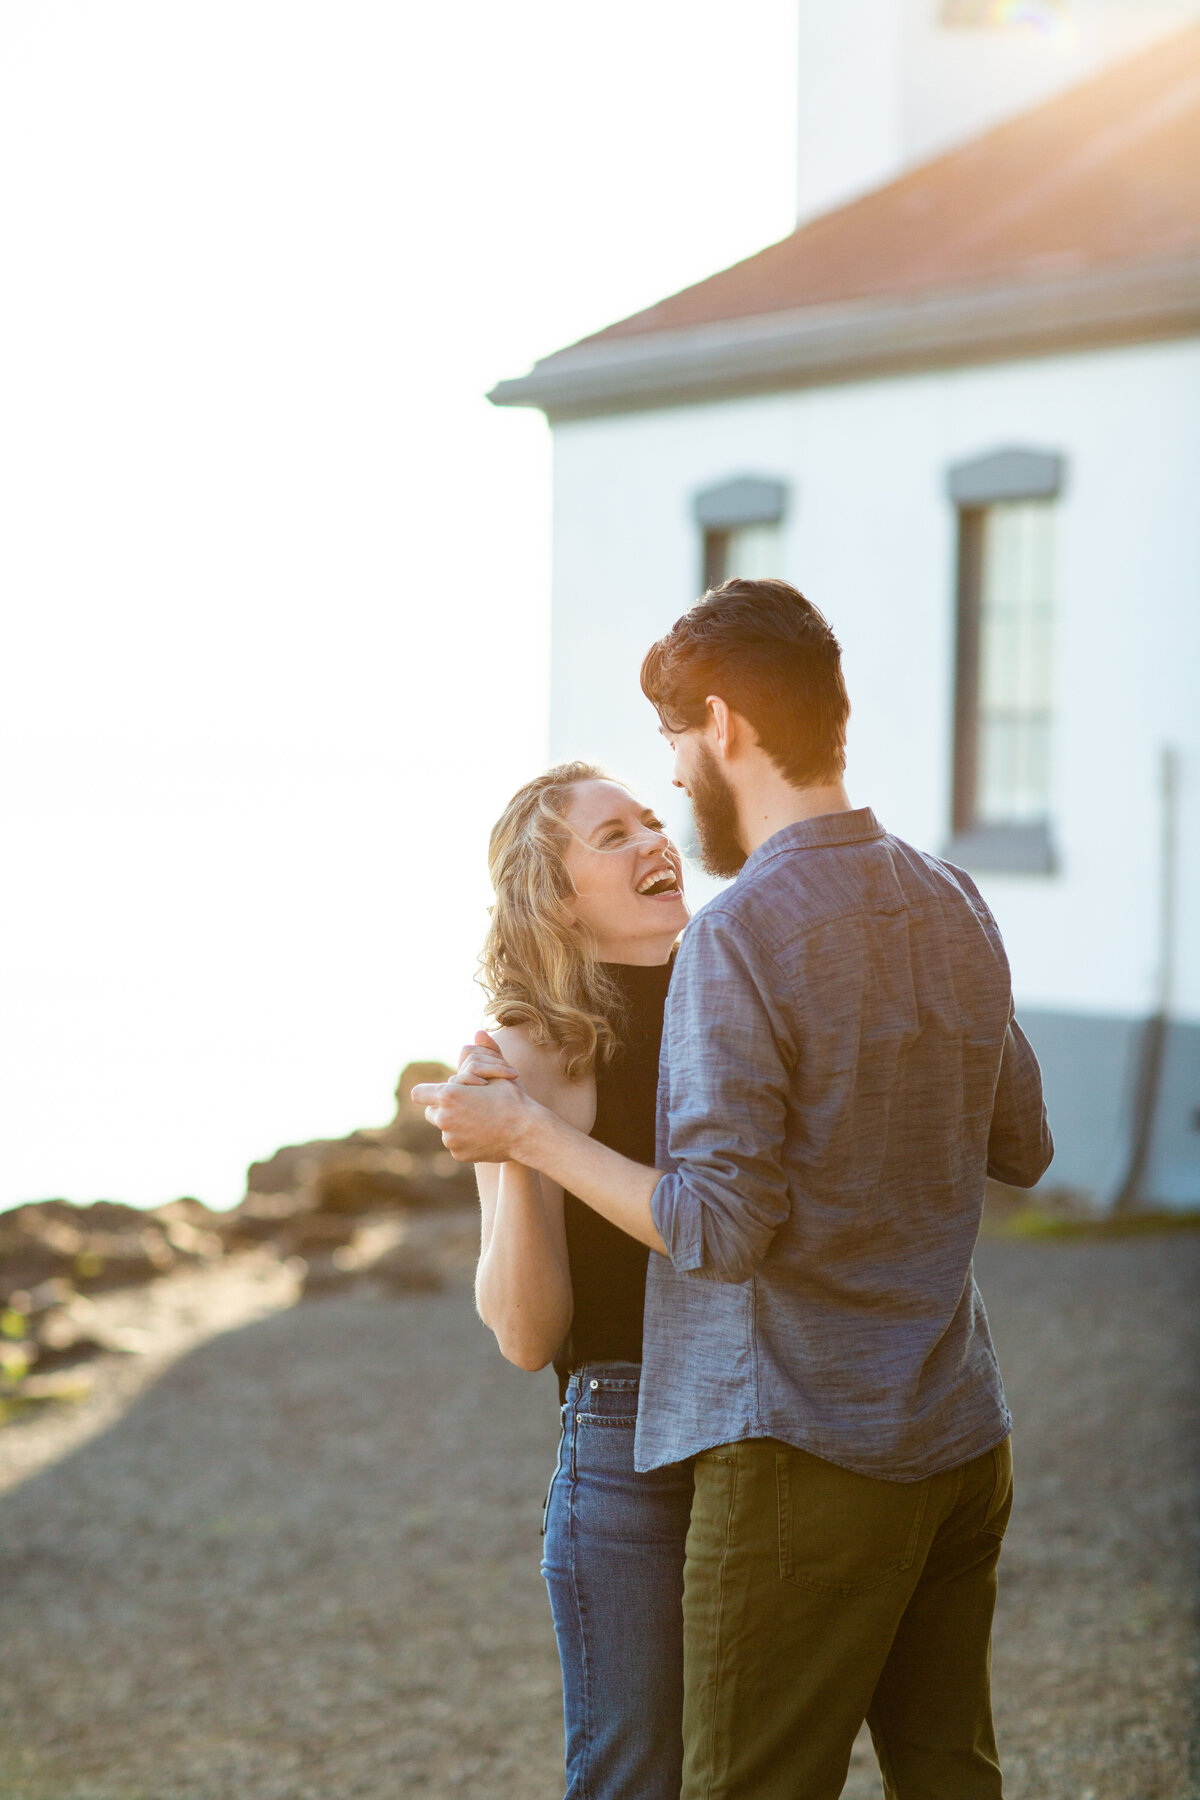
[[583, 21, 1200, 348]]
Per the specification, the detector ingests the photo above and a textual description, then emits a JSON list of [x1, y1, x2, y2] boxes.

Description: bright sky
[[0, 2, 799, 1209]]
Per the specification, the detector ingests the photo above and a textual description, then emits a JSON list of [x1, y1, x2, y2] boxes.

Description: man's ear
[[705, 695, 739, 761]]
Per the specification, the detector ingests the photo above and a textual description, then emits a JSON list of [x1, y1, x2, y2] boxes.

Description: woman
[[467, 760, 692, 1800]]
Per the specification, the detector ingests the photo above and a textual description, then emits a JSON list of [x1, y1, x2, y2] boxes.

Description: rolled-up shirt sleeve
[[987, 1007, 1054, 1187], [651, 909, 796, 1284]]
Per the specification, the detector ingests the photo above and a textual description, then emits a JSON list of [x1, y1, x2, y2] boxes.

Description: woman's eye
[[602, 831, 625, 846]]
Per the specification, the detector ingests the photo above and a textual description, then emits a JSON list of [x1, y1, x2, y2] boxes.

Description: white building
[[490, 3, 1200, 1210]]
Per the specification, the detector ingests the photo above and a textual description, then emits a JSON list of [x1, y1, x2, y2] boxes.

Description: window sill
[[944, 822, 1057, 875]]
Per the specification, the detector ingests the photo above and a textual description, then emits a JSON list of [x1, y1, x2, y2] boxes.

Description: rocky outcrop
[[0, 1197, 227, 1391], [241, 1061, 474, 1216], [0, 1062, 481, 1394]]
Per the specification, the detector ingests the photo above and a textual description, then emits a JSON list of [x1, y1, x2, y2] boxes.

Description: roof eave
[[487, 254, 1200, 421]]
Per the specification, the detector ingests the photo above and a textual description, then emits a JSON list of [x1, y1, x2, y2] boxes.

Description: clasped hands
[[410, 1033, 535, 1164]]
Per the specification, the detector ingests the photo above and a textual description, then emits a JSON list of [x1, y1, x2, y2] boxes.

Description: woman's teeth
[[636, 868, 678, 897]]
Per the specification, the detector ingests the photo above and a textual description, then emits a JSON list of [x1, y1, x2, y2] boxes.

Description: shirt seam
[[683, 894, 774, 963], [745, 822, 886, 874], [694, 883, 913, 961]]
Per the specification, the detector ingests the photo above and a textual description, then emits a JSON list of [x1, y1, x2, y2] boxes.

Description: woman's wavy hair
[[478, 762, 628, 1080]]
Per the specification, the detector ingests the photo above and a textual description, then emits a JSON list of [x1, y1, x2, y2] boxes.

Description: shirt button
[[590, 1379, 599, 1389], [576, 1412, 584, 1422]]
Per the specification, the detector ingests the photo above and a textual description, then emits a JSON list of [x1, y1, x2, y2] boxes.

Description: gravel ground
[[0, 1223, 1196, 1800]]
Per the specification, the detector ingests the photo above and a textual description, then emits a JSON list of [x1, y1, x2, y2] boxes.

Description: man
[[415, 579, 1052, 1798]]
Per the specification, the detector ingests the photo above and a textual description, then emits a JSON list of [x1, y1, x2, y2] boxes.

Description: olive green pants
[[682, 1434, 1013, 1800]]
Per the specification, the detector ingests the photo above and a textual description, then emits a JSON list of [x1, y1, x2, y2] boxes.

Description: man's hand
[[418, 1056, 667, 1255], [411, 1070, 537, 1164], [453, 1030, 520, 1088]]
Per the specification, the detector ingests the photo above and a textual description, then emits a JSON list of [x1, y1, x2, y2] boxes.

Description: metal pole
[[1111, 744, 1178, 1212]]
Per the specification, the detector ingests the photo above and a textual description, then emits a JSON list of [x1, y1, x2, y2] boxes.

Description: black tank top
[[554, 957, 673, 1395]]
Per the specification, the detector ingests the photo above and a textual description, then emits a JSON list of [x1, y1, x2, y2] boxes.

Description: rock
[[0, 1203, 180, 1305], [160, 1218, 224, 1259], [27, 1326, 135, 1373], [7, 1276, 81, 1318], [217, 1191, 306, 1249], [0, 1281, 127, 1374], [245, 1143, 336, 1197], [70, 1230, 175, 1292], [281, 1213, 360, 1254], [380, 1062, 458, 1156], [63, 1200, 154, 1232], [16, 1366, 96, 1402], [1, 1291, 108, 1375], [310, 1158, 424, 1216], [411, 1152, 477, 1209], [150, 1197, 218, 1226], [240, 1061, 464, 1215], [0, 1207, 85, 1298], [149, 1199, 225, 1259]]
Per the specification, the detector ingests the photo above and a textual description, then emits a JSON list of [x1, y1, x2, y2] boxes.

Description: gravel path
[[0, 1227, 1196, 1800]]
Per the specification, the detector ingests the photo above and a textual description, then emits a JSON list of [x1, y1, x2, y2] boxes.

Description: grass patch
[[983, 1205, 1200, 1241], [0, 1734, 150, 1800], [0, 1372, 94, 1427]]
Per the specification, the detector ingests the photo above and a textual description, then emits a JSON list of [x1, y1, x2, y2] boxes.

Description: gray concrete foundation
[[1017, 1008, 1200, 1208]]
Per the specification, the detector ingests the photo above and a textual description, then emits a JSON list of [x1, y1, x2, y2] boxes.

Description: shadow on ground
[[0, 1237, 1196, 1800]]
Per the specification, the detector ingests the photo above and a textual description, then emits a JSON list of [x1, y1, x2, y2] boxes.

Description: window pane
[[725, 522, 781, 580], [702, 530, 729, 591], [976, 500, 1054, 825], [940, 0, 1072, 27]]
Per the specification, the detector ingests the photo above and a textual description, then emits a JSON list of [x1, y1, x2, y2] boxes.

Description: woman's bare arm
[[471, 1028, 592, 1372]]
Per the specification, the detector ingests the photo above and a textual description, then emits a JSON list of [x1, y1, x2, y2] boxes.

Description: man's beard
[[688, 742, 747, 879]]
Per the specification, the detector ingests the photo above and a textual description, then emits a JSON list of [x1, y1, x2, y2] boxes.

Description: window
[[703, 521, 782, 589], [693, 475, 788, 591], [940, 0, 1072, 28], [962, 501, 1054, 824], [947, 449, 1064, 873]]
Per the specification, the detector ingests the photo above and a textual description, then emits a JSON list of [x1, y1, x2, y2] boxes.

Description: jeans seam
[[776, 1449, 792, 1581], [872, 1723, 902, 1800], [981, 1442, 1012, 1538], [541, 1408, 568, 1539], [566, 1423, 592, 1800], [704, 1449, 738, 1800]]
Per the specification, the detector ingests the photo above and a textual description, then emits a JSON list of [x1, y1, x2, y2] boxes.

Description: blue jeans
[[542, 1361, 694, 1800]]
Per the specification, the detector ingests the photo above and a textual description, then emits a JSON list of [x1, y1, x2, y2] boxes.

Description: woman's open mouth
[[635, 866, 681, 898]]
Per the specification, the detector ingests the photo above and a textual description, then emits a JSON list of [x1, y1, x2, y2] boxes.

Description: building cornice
[[487, 254, 1200, 420]]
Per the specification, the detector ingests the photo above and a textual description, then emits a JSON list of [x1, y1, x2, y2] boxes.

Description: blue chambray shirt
[[637, 808, 1053, 1479]]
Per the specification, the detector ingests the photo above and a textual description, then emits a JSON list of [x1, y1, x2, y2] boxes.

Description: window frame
[[692, 474, 788, 592], [945, 449, 1065, 876]]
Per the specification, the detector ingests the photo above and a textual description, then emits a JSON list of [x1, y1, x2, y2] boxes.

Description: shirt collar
[[738, 807, 885, 879]]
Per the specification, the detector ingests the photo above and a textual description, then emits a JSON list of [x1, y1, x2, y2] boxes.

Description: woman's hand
[[453, 1030, 521, 1087]]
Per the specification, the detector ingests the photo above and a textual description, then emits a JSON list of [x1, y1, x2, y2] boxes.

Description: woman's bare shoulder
[[488, 1024, 593, 1128], [488, 1024, 566, 1086]]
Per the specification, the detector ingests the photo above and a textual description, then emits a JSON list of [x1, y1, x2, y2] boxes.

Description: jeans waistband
[[564, 1360, 642, 1413]]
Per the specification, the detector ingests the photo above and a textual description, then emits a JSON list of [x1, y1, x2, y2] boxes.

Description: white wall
[[549, 336, 1200, 1025], [796, 0, 904, 222], [796, 0, 1200, 221]]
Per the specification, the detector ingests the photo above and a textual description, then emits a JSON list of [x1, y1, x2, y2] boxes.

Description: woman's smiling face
[[560, 779, 688, 963]]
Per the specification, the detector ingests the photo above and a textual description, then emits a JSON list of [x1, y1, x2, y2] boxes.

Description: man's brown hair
[[640, 578, 850, 785]]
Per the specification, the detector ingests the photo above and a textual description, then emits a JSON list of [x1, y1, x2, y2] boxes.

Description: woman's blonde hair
[[478, 762, 628, 1080]]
